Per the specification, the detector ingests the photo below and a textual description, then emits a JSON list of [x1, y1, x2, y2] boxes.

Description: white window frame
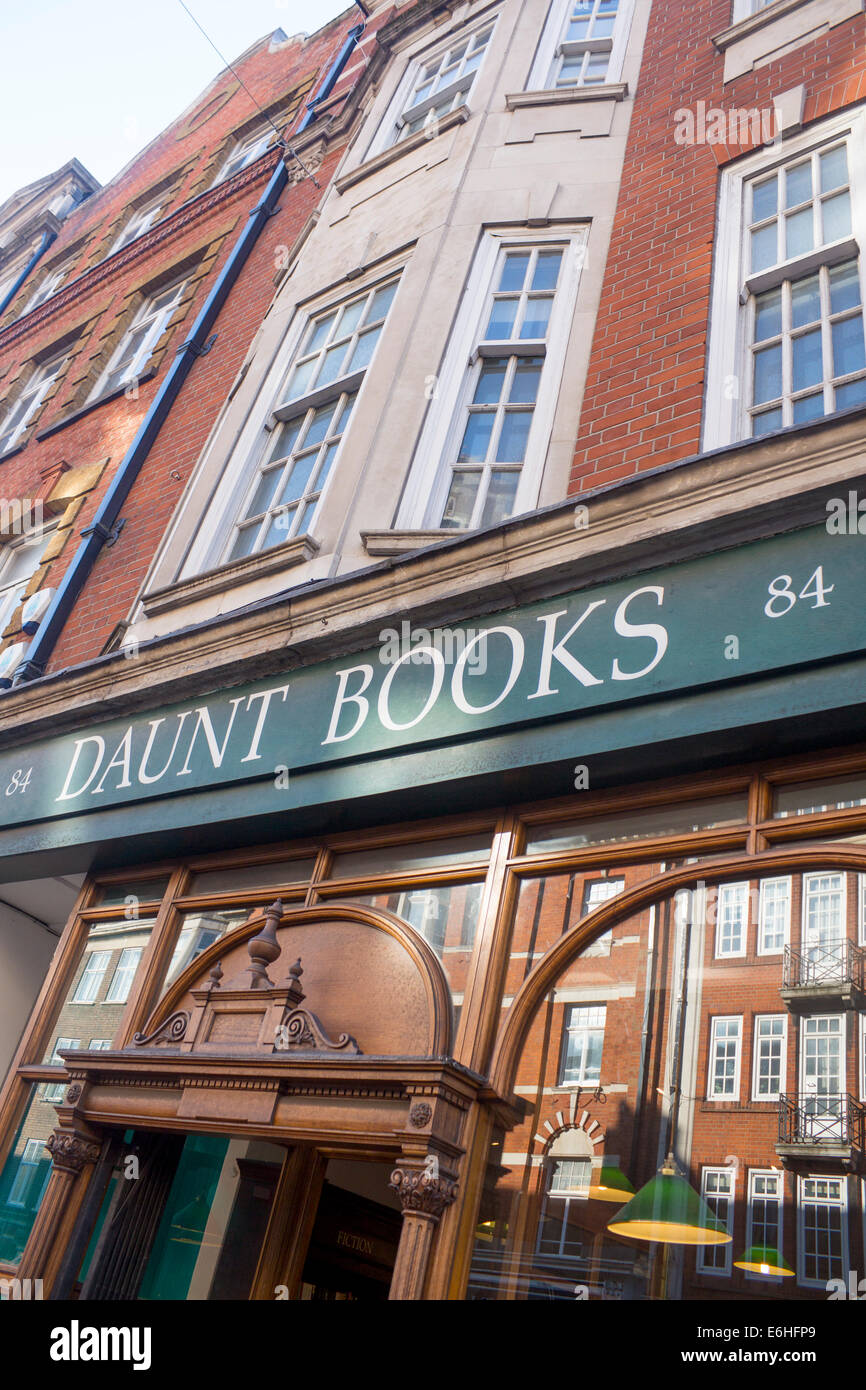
[[104, 947, 142, 1004], [108, 197, 164, 256], [861, 1012, 866, 1101], [396, 228, 587, 532], [0, 528, 54, 635], [731, 0, 779, 17], [559, 1003, 606, 1086], [707, 1015, 742, 1100], [580, 877, 624, 958], [366, 12, 498, 159], [714, 880, 749, 958], [859, 873, 866, 946], [0, 353, 66, 455], [88, 281, 185, 403], [212, 127, 274, 187], [745, 1169, 784, 1281], [24, 261, 70, 313], [527, 0, 635, 93], [797, 1174, 848, 1288], [697, 1167, 734, 1275], [70, 949, 112, 1004], [182, 263, 403, 578], [703, 108, 866, 452], [758, 875, 791, 955], [88, 1039, 112, 1051], [752, 1014, 787, 1101], [43, 1036, 81, 1102], [802, 870, 846, 960]]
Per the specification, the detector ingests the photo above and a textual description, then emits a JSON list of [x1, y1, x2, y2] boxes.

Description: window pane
[[751, 223, 777, 273], [329, 834, 491, 877], [793, 392, 824, 423], [245, 469, 282, 519], [368, 281, 398, 322], [820, 144, 848, 193], [791, 275, 820, 328], [317, 341, 348, 386], [754, 288, 782, 341], [458, 412, 494, 461], [486, 298, 519, 339], [785, 207, 813, 259], [286, 356, 316, 399], [0, 1089, 54, 1263], [499, 254, 530, 293], [753, 343, 782, 404], [304, 311, 337, 356], [509, 358, 543, 403], [525, 794, 747, 852], [480, 470, 519, 527], [584, 53, 609, 82], [496, 410, 533, 461], [829, 261, 861, 314], [774, 774, 866, 816], [832, 314, 865, 377], [303, 404, 335, 449], [532, 251, 562, 291], [278, 453, 317, 506], [261, 509, 295, 549], [337, 298, 366, 336], [162, 908, 252, 990], [347, 326, 380, 373], [752, 406, 783, 435], [442, 470, 480, 528], [792, 329, 823, 392], [521, 296, 552, 339], [784, 161, 811, 208], [836, 377, 866, 410], [752, 176, 777, 222], [315, 440, 340, 491], [473, 359, 508, 404], [227, 524, 259, 561], [822, 190, 851, 243]]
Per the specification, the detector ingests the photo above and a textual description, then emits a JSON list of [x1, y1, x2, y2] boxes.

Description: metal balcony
[[776, 1092, 866, 1168], [780, 941, 866, 1010]]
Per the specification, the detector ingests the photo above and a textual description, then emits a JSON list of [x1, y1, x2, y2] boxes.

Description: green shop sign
[[1, 524, 864, 839]]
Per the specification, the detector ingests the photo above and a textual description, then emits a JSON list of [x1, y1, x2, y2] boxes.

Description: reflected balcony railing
[[778, 1092, 866, 1149], [782, 940, 866, 992]]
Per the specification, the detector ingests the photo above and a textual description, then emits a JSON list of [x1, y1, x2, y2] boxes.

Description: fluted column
[[17, 1128, 101, 1292], [388, 1165, 458, 1300]]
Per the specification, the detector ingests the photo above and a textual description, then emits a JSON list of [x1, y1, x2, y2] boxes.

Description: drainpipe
[[14, 23, 369, 686], [295, 19, 365, 133], [0, 228, 56, 318]]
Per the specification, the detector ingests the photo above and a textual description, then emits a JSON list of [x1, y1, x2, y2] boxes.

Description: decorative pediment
[[131, 899, 452, 1060], [134, 901, 362, 1057]]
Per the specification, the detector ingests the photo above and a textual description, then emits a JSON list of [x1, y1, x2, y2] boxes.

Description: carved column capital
[[389, 1165, 458, 1221], [46, 1129, 101, 1175]]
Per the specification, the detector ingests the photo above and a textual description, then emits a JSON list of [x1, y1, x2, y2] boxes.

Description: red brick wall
[[568, 2, 866, 492]]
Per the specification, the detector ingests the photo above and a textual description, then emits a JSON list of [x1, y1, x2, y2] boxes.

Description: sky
[[0, 0, 351, 206]]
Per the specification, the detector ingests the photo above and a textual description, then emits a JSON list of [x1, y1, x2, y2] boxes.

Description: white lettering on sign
[[54, 684, 293, 804]]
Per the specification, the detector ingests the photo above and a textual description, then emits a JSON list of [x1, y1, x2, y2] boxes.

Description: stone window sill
[[142, 534, 320, 617], [361, 529, 457, 557], [713, 0, 818, 49], [334, 107, 470, 195], [505, 83, 628, 111]]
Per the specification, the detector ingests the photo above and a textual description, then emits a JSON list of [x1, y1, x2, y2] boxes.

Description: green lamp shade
[[607, 1162, 731, 1246], [734, 1246, 794, 1277], [588, 1166, 636, 1203]]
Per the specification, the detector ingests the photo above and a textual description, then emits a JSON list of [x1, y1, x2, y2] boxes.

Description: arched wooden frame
[[491, 844, 866, 1097], [146, 900, 454, 1056]]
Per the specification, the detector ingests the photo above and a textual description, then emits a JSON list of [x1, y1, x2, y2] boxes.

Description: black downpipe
[[0, 228, 56, 318]]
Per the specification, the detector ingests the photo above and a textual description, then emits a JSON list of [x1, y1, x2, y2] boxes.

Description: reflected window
[[746, 1171, 784, 1282], [697, 1169, 734, 1275], [715, 881, 748, 957], [105, 948, 143, 1004], [708, 1016, 742, 1099], [758, 876, 791, 954], [163, 908, 252, 992], [560, 1005, 605, 1085], [798, 1176, 846, 1287]]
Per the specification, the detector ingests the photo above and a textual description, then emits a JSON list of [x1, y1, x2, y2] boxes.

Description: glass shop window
[[0, 1088, 54, 1264], [327, 833, 491, 878], [773, 774, 866, 818], [524, 794, 747, 853]]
